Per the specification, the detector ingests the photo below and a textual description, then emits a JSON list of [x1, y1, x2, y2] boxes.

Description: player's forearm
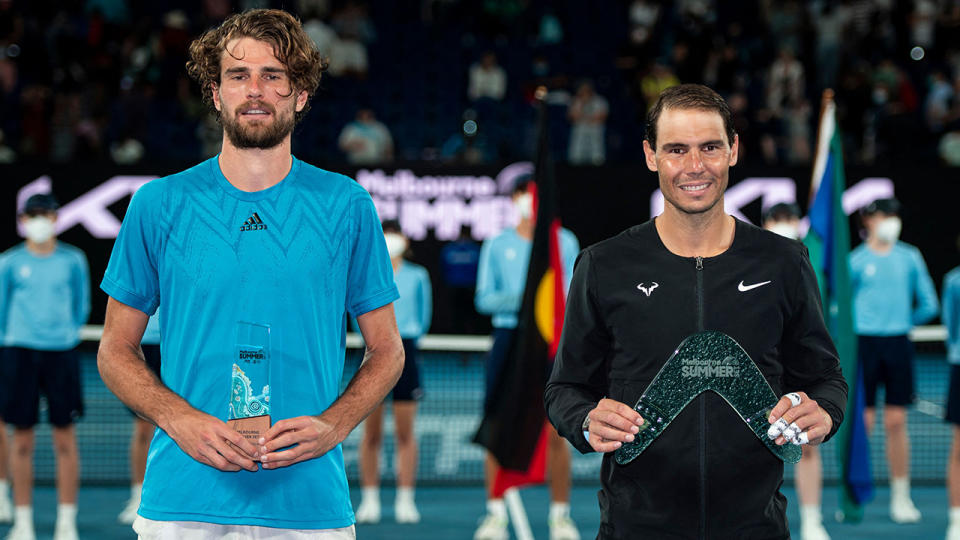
[[320, 337, 404, 442], [97, 338, 193, 431]]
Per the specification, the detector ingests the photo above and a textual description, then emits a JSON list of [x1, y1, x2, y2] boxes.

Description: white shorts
[[133, 516, 356, 540]]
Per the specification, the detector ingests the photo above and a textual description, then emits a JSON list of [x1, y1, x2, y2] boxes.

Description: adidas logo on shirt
[[240, 212, 267, 232]]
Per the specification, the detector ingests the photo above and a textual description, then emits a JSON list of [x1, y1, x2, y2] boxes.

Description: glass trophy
[[227, 321, 271, 453]]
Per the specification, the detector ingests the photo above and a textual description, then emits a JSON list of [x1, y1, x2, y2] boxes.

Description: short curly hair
[[186, 9, 327, 123]]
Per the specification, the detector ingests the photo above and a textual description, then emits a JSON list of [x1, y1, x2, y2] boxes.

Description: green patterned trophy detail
[[615, 331, 801, 466], [227, 321, 272, 450]]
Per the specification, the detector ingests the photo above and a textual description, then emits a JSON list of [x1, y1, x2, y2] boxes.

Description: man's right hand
[[585, 398, 644, 453], [164, 409, 260, 472]]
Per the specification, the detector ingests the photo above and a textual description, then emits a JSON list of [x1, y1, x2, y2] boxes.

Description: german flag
[[474, 89, 567, 495]]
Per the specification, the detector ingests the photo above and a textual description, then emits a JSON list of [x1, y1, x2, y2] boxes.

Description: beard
[[221, 100, 296, 149]]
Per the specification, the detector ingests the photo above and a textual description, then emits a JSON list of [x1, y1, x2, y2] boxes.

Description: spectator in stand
[[567, 80, 609, 165], [640, 61, 679, 111], [468, 51, 507, 102], [327, 28, 369, 79], [338, 108, 394, 165]]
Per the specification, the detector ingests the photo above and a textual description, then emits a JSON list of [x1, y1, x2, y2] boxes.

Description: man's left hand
[[257, 415, 342, 469], [766, 391, 832, 446]]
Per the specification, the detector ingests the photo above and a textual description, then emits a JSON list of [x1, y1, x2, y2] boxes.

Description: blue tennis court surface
[[0, 485, 951, 539]]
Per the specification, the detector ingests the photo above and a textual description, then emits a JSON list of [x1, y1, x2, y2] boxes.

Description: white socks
[[0, 479, 9, 497], [396, 486, 415, 505], [950, 507, 960, 524], [890, 477, 911, 501], [487, 498, 507, 519], [361, 486, 379, 503], [800, 504, 822, 524], [549, 501, 570, 521], [14, 505, 32, 526], [56, 503, 77, 526]]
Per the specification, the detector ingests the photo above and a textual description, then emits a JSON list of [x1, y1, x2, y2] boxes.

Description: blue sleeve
[[72, 250, 91, 328], [943, 275, 958, 348], [101, 183, 163, 315], [474, 238, 519, 314], [418, 267, 432, 334], [910, 249, 939, 325], [561, 229, 581, 293], [345, 190, 399, 317], [0, 253, 9, 342]]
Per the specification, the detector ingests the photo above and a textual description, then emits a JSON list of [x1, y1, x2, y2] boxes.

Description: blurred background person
[[473, 177, 581, 540], [762, 202, 830, 540], [355, 221, 432, 524], [440, 225, 481, 335], [468, 51, 507, 103], [116, 313, 161, 525], [338, 107, 394, 165], [567, 80, 608, 165], [0, 419, 9, 523], [943, 234, 960, 540], [0, 193, 90, 540], [850, 197, 939, 524]]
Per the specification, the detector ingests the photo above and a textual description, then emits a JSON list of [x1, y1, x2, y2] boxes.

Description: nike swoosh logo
[[738, 280, 771, 292]]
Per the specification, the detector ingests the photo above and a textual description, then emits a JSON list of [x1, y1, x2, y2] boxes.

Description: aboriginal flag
[[473, 93, 568, 496]]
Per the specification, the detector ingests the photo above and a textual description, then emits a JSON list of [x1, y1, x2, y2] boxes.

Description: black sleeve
[[545, 249, 613, 454], [780, 246, 848, 442]]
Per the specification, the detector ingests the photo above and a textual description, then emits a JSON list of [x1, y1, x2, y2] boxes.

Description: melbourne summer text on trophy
[[228, 321, 271, 456]]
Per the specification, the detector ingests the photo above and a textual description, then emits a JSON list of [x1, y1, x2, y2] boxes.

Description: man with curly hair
[[97, 9, 403, 539]]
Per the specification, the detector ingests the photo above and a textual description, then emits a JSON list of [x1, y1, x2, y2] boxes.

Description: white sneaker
[[949, 522, 960, 540], [800, 520, 831, 540], [473, 513, 509, 540], [355, 498, 381, 524], [395, 498, 420, 524], [549, 514, 580, 540], [52, 522, 78, 540], [117, 497, 139, 524], [4, 522, 35, 540], [891, 496, 922, 523], [0, 493, 11, 523]]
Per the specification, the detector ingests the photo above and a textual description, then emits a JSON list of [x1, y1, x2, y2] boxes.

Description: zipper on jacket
[[695, 255, 706, 539]]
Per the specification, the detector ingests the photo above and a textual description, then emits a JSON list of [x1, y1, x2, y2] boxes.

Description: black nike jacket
[[545, 219, 848, 540]]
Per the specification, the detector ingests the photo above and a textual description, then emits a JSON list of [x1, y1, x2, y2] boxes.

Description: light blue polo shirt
[[101, 156, 398, 529], [474, 227, 579, 329], [0, 243, 90, 350], [849, 241, 938, 336]]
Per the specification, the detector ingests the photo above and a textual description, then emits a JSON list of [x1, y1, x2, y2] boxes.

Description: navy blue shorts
[[859, 335, 915, 407], [392, 339, 423, 402], [128, 344, 162, 417], [484, 328, 515, 412], [0, 347, 84, 428], [946, 365, 960, 425]]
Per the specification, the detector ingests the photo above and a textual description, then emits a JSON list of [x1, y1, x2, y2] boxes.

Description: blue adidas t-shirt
[[101, 156, 399, 529]]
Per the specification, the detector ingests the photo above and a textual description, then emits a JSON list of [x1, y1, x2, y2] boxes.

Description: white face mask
[[514, 193, 534, 220], [23, 216, 56, 243], [767, 222, 800, 240], [874, 216, 902, 243], [384, 233, 408, 259]]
